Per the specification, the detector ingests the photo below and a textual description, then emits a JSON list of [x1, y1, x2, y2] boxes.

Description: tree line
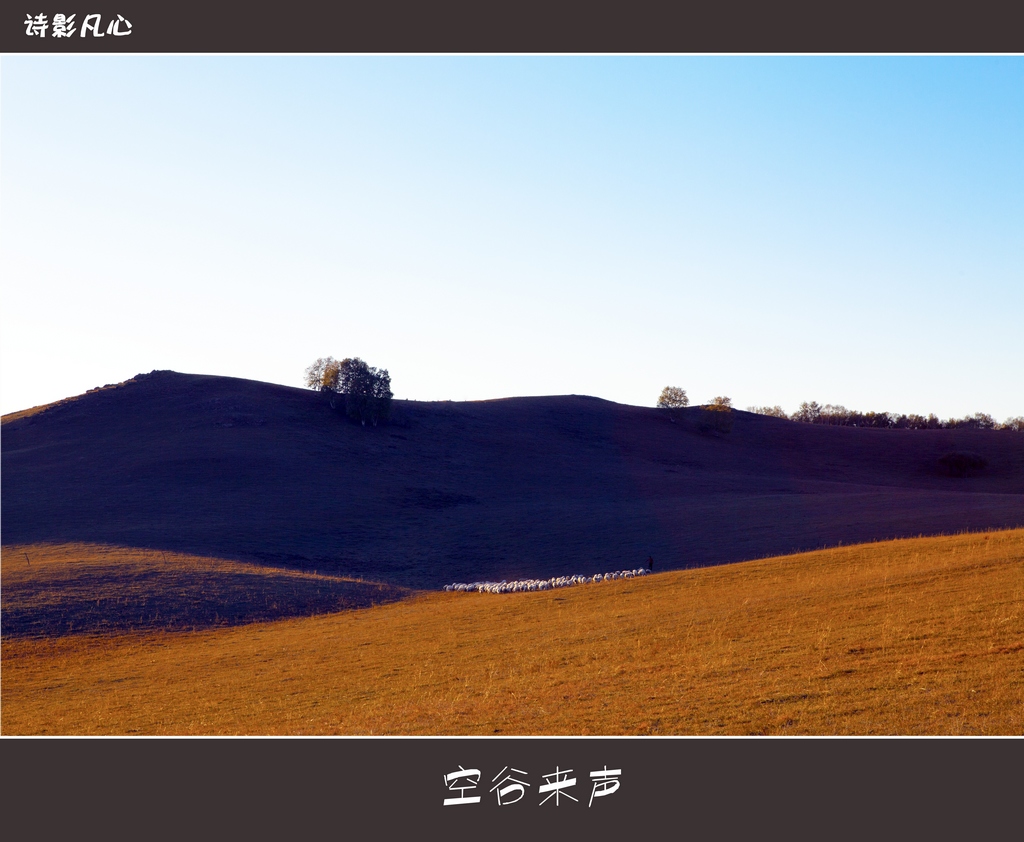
[[305, 356, 393, 426], [746, 401, 1024, 432], [659, 387, 1022, 432]]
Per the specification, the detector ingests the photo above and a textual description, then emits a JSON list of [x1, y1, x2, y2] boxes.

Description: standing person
[[647, 556, 654, 571]]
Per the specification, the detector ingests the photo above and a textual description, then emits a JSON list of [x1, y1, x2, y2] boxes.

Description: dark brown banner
[[3, 2, 1021, 54]]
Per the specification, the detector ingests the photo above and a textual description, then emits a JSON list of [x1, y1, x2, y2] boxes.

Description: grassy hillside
[[3, 371, 1023, 588], [1, 543, 411, 638], [3, 530, 1021, 735]]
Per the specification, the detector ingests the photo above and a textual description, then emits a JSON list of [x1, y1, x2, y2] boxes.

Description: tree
[[304, 356, 393, 424], [304, 357, 344, 408], [820, 404, 852, 426], [371, 368, 393, 422], [304, 357, 341, 392], [747, 405, 788, 418], [864, 412, 897, 429], [657, 386, 689, 408], [972, 412, 996, 430], [338, 357, 392, 426], [792, 401, 822, 424]]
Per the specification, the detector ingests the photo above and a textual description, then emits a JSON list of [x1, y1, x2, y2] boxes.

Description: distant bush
[[938, 452, 988, 478], [698, 396, 733, 434]]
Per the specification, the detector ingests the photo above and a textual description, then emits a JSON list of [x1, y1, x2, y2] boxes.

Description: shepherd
[[647, 556, 654, 572]]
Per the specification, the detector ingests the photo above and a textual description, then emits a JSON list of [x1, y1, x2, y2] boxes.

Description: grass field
[[2, 530, 1022, 735]]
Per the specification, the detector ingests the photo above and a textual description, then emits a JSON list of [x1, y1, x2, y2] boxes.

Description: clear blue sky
[[2, 56, 1022, 420]]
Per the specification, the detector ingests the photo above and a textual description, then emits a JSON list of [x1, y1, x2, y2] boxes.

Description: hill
[[3, 370, 1023, 587], [1, 543, 410, 638], [3, 530, 1021, 735]]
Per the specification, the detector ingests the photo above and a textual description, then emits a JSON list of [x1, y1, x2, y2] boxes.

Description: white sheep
[[446, 564, 658, 594]]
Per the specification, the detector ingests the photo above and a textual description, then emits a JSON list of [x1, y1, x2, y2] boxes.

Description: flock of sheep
[[444, 566, 651, 594]]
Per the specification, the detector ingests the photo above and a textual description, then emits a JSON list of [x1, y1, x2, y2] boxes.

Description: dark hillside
[[3, 371, 1023, 588]]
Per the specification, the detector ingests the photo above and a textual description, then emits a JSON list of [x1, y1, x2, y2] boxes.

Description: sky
[[2, 56, 1022, 420]]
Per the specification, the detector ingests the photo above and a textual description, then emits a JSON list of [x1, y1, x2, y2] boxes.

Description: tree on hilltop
[[657, 386, 689, 408], [339, 357, 393, 426], [699, 396, 733, 433], [304, 357, 342, 393], [303, 356, 393, 425]]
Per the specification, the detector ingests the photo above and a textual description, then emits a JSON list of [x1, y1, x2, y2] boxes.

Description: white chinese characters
[[443, 766, 482, 806], [539, 767, 578, 806], [444, 765, 621, 807], [24, 13, 48, 36], [24, 13, 132, 37], [589, 766, 622, 807], [52, 13, 75, 36], [490, 766, 530, 805]]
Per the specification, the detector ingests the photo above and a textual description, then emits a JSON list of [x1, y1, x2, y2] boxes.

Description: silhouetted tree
[[657, 386, 689, 408], [792, 401, 822, 424], [305, 356, 393, 423], [820, 404, 853, 426], [369, 367, 393, 426], [339, 357, 392, 426]]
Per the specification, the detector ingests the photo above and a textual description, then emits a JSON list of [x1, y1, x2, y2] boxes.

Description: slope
[[3, 370, 1023, 588], [3, 530, 1022, 735]]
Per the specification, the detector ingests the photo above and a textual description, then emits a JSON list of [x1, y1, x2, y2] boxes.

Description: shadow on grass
[[2, 564, 412, 638]]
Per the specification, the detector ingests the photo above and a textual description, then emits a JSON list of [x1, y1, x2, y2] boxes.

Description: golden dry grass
[[3, 530, 1022, 735]]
